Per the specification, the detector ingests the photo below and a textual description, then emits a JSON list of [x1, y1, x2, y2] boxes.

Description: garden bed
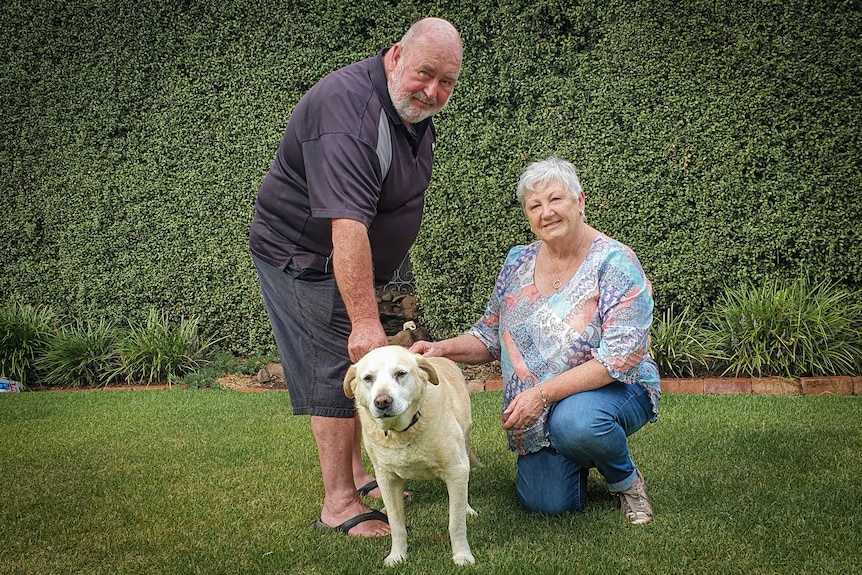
[[216, 363, 862, 396]]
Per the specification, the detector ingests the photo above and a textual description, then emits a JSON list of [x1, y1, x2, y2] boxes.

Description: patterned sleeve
[[467, 246, 525, 360], [592, 243, 654, 384]]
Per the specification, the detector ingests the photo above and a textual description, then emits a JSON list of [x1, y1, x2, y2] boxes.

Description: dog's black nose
[[374, 394, 392, 410]]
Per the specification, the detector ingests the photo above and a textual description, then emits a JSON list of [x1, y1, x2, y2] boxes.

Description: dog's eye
[[395, 370, 408, 379], [362, 374, 374, 383]]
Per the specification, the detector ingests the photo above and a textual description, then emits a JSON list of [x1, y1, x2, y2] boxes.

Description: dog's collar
[[384, 411, 421, 437]]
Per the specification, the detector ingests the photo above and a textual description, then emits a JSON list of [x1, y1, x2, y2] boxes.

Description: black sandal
[[357, 479, 416, 499], [312, 509, 389, 535]]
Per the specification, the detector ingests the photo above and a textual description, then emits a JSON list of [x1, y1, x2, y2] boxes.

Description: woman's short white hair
[[516, 156, 583, 205]]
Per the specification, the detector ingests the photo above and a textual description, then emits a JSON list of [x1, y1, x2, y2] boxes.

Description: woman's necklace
[[550, 258, 575, 292], [546, 226, 587, 292]]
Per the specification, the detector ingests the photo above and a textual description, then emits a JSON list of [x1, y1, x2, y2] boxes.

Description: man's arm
[[331, 218, 388, 362]]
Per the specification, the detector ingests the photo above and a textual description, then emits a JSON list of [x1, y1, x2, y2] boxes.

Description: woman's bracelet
[[538, 383, 548, 410]]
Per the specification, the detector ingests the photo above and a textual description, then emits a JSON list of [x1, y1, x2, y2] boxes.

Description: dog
[[343, 345, 478, 566]]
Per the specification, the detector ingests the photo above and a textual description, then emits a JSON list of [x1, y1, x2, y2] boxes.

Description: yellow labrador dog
[[343, 345, 477, 567]]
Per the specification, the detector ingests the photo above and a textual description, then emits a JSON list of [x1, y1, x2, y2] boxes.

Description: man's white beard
[[388, 62, 443, 124]]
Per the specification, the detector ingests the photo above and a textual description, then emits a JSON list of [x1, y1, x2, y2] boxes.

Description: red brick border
[[661, 378, 704, 394], [800, 376, 854, 396], [751, 377, 802, 396], [89, 373, 861, 396], [704, 377, 752, 394]]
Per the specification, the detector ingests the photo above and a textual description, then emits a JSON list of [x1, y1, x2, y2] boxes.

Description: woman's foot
[[617, 471, 653, 524]]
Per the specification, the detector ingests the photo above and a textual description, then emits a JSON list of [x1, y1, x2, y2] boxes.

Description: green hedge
[[2, 0, 860, 355]]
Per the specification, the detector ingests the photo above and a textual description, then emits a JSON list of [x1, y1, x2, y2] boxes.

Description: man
[[249, 18, 462, 537]]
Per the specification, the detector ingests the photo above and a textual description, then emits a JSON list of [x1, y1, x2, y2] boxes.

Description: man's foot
[[356, 479, 415, 500], [618, 471, 653, 525], [356, 480, 381, 497], [313, 509, 389, 537]]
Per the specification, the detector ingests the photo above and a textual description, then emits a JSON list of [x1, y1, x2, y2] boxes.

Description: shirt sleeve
[[592, 245, 655, 384], [467, 246, 526, 360], [302, 133, 382, 226]]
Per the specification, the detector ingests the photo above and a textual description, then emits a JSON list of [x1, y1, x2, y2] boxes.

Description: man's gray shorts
[[253, 254, 355, 417]]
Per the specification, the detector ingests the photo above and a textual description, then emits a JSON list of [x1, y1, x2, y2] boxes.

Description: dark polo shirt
[[249, 48, 435, 285]]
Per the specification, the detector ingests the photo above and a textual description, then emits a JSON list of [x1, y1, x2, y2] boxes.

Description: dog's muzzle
[[373, 393, 395, 417]]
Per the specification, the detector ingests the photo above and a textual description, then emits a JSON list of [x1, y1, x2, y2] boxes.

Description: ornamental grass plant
[[35, 318, 121, 388], [1, 302, 222, 389], [704, 277, 862, 378], [649, 304, 721, 378], [1, 390, 859, 574], [112, 308, 222, 386], [0, 300, 57, 388], [648, 277, 862, 379]]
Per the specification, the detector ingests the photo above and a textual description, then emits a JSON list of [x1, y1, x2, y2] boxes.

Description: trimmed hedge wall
[[1, 0, 860, 355]]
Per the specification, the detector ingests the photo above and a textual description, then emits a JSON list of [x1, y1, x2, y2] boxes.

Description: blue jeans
[[516, 381, 654, 515]]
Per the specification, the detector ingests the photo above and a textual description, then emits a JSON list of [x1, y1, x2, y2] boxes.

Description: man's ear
[[387, 42, 402, 73]]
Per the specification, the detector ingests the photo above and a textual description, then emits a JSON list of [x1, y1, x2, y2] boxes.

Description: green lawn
[[2, 389, 860, 574]]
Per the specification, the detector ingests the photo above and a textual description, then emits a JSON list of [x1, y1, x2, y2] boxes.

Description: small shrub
[[113, 309, 222, 385], [0, 300, 58, 388], [181, 348, 273, 389], [650, 304, 722, 378], [207, 348, 270, 376], [36, 318, 121, 388], [181, 371, 222, 389], [705, 278, 862, 378]]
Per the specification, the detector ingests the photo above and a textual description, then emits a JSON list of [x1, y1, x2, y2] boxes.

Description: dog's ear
[[416, 356, 441, 386], [343, 364, 358, 398]]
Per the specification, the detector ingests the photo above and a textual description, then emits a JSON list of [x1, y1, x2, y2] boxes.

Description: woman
[[410, 156, 660, 522]]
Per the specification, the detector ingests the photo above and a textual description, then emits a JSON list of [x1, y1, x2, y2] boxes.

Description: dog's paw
[[453, 551, 476, 566], [383, 553, 407, 567], [467, 504, 478, 517]]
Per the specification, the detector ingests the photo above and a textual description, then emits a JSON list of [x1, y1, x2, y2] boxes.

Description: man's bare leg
[[352, 416, 377, 491], [312, 415, 389, 537], [351, 415, 413, 500]]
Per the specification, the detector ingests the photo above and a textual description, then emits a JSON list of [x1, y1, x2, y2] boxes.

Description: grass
[[1, 390, 860, 575]]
